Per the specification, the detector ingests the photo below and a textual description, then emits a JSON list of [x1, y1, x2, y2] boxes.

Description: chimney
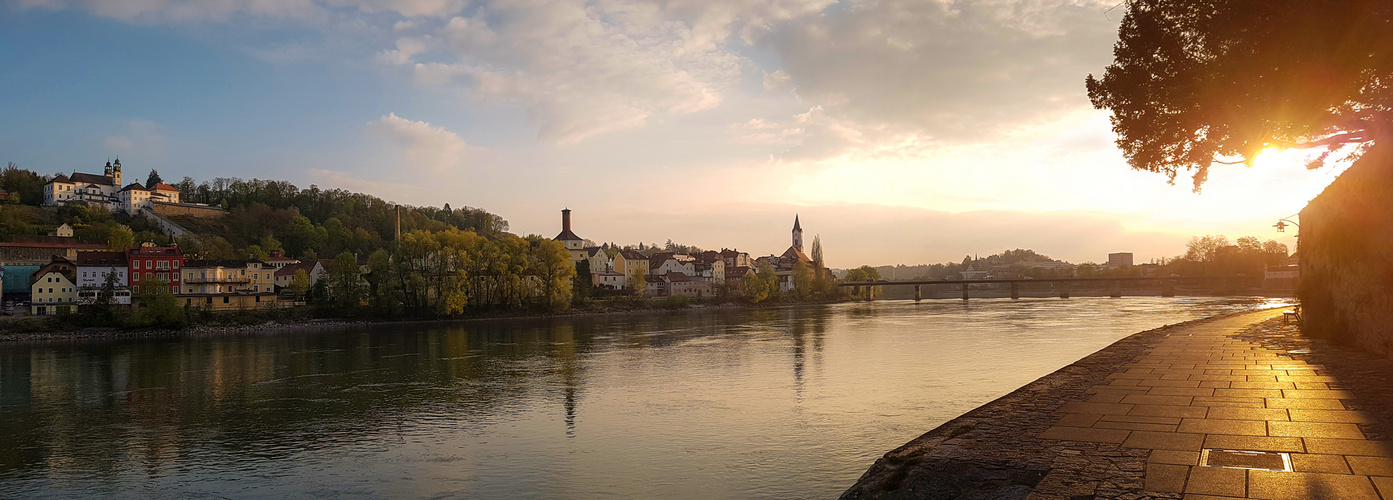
[[562, 208, 572, 232]]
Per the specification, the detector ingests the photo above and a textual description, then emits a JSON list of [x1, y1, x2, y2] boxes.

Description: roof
[[31, 258, 76, 286], [554, 229, 583, 241], [184, 259, 264, 268], [50, 174, 72, 184], [151, 183, 178, 191], [619, 249, 646, 260], [126, 246, 182, 257], [76, 251, 128, 266], [726, 266, 752, 278], [0, 241, 106, 250], [780, 246, 812, 264], [793, 214, 801, 232], [275, 261, 321, 276], [664, 272, 692, 282], [71, 172, 114, 186], [119, 182, 149, 192]]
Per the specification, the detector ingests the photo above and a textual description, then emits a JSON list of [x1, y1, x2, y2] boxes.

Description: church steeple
[[792, 214, 803, 252]]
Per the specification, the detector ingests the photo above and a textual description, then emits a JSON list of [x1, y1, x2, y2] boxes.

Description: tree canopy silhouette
[[1086, 0, 1392, 190]]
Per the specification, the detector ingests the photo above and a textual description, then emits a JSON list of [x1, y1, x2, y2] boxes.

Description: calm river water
[[0, 296, 1289, 499]]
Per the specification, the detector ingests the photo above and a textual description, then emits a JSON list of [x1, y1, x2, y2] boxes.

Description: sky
[[0, 0, 1348, 268]]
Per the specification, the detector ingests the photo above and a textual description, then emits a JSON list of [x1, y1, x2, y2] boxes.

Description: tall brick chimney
[[562, 208, 572, 232]]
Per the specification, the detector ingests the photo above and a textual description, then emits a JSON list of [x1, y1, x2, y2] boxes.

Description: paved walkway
[[1038, 309, 1393, 499]]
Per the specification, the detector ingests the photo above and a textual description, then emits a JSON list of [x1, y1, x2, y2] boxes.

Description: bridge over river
[[839, 275, 1259, 301]]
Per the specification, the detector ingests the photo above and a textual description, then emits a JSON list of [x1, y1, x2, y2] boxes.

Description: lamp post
[[1273, 216, 1299, 233]]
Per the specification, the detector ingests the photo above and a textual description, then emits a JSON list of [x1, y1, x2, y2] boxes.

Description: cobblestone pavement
[[1038, 309, 1393, 499], [841, 309, 1393, 500]]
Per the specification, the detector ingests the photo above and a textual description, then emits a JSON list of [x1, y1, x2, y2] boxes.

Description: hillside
[[0, 163, 510, 261]]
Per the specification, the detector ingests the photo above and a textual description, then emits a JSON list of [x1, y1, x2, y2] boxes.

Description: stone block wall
[[1298, 145, 1393, 357]]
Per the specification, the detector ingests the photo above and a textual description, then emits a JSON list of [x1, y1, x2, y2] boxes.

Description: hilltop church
[[43, 159, 180, 215]]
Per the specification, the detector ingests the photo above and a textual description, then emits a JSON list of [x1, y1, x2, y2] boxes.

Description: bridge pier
[[1059, 282, 1070, 299], [1010, 282, 1020, 300], [1110, 280, 1122, 298], [914, 285, 921, 301], [1162, 280, 1175, 297], [962, 283, 969, 301]]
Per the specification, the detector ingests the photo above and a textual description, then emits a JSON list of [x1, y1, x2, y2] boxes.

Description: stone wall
[[1298, 144, 1393, 357], [150, 201, 225, 219]]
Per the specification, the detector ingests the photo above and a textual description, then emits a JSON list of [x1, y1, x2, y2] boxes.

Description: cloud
[[103, 119, 167, 163], [364, 113, 467, 173], [759, 0, 1120, 141], [392, 2, 741, 144]]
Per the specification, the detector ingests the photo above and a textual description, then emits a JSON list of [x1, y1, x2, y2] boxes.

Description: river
[[0, 296, 1290, 499]]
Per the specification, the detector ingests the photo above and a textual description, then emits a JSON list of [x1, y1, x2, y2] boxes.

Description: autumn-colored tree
[[533, 239, 575, 311]]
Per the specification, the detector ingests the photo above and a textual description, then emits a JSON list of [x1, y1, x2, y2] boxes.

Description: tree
[[1, 163, 46, 205], [327, 251, 364, 312], [628, 265, 647, 295], [533, 239, 575, 311], [1184, 235, 1229, 263], [1086, 0, 1393, 190], [791, 261, 813, 300], [147, 170, 163, 188], [290, 269, 311, 298], [137, 277, 185, 328], [573, 260, 592, 300], [739, 273, 769, 303], [107, 225, 135, 251]]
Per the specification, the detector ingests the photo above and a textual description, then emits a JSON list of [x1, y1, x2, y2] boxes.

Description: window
[[146, 260, 152, 269], [172, 262, 179, 269], [133, 260, 140, 270], [223, 296, 230, 304], [133, 286, 139, 293], [145, 272, 152, 280]]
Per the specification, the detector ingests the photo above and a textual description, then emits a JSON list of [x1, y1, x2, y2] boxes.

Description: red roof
[[0, 241, 106, 250], [152, 183, 178, 191]]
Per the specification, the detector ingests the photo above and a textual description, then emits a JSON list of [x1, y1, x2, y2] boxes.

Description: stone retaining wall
[[1298, 145, 1393, 357]]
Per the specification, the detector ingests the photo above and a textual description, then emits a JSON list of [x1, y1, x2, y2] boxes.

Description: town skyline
[[1, 1, 1342, 267]]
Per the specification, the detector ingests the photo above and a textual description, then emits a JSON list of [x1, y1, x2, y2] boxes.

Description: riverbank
[[841, 307, 1393, 499], [0, 298, 845, 343]]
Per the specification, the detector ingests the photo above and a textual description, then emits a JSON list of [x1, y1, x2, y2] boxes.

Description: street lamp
[[1274, 216, 1299, 233]]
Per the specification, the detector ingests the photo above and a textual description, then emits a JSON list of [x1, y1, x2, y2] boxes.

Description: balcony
[[184, 277, 252, 285]]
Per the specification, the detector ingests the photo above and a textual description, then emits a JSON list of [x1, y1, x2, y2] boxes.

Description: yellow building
[[30, 258, 78, 316], [180, 292, 285, 311], [179, 259, 275, 295]]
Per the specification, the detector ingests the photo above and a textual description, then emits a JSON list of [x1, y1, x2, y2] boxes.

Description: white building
[[75, 251, 132, 305], [1107, 252, 1135, 268], [44, 159, 181, 215]]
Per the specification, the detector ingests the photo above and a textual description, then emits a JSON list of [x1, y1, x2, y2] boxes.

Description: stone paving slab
[[840, 308, 1393, 500]]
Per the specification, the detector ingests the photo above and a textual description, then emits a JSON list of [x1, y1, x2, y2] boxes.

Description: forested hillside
[[0, 163, 510, 262]]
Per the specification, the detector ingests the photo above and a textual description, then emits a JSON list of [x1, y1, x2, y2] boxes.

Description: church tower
[[792, 214, 803, 252], [112, 158, 122, 185]]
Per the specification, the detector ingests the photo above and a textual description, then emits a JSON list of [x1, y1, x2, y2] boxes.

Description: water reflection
[[0, 297, 1287, 498]]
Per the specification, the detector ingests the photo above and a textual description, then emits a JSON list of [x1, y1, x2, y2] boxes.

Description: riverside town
[[2, 1, 1391, 499]]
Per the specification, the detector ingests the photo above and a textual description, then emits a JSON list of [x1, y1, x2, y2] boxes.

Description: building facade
[[554, 208, 587, 262], [127, 245, 184, 294], [30, 258, 78, 315], [181, 260, 275, 294], [76, 251, 131, 306]]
